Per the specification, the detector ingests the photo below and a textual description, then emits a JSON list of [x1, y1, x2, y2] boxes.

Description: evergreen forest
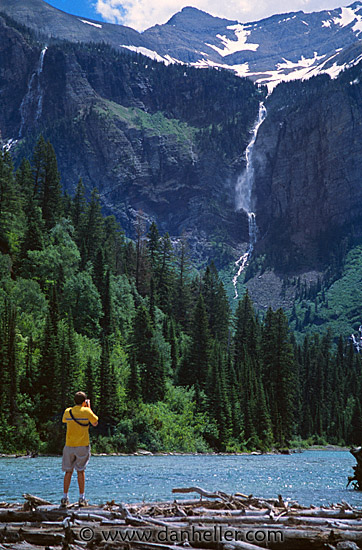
[[1, 138, 362, 455]]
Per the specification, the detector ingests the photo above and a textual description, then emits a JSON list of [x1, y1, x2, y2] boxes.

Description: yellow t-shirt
[[62, 405, 98, 447]]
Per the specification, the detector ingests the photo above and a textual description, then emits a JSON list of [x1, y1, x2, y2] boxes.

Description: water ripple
[[0, 451, 358, 507]]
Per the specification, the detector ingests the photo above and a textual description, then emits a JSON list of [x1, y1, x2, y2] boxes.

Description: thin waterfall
[[19, 46, 48, 138], [233, 102, 266, 299], [35, 46, 47, 122]]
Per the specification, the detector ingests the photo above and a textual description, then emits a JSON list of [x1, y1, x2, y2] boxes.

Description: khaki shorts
[[62, 445, 91, 472]]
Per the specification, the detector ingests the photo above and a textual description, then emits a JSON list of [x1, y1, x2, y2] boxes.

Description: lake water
[[1, 450, 361, 508]]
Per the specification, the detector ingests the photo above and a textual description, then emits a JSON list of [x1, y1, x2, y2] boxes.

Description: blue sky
[[45, 0, 105, 21], [44, 0, 352, 31]]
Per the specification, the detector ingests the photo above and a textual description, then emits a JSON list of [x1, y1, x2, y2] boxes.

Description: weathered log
[[20, 530, 64, 546], [289, 509, 362, 519], [22, 493, 52, 506], [223, 543, 264, 550], [172, 487, 229, 500]]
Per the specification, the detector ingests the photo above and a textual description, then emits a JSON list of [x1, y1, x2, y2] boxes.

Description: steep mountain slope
[[0, 15, 261, 261], [252, 64, 362, 272], [141, 3, 362, 89], [0, 0, 143, 47], [3, 0, 362, 89]]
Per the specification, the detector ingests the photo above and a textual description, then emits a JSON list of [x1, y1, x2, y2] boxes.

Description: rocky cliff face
[[253, 67, 362, 271], [0, 16, 261, 262]]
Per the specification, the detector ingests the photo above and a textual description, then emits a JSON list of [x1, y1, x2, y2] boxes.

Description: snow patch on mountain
[[277, 53, 326, 71], [79, 19, 102, 28], [353, 17, 362, 33], [333, 7, 357, 27], [328, 5, 362, 35], [206, 24, 259, 57], [120, 45, 178, 65]]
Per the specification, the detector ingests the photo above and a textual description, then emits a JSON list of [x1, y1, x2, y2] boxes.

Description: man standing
[[61, 391, 98, 507]]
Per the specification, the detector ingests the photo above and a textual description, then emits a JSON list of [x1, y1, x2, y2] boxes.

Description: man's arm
[[85, 400, 98, 426]]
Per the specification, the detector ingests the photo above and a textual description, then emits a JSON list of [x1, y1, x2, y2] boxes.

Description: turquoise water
[[0, 451, 360, 507]]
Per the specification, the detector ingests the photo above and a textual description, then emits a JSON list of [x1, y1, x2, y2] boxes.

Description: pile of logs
[[1, 487, 362, 550]]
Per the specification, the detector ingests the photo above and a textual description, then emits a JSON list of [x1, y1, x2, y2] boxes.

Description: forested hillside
[[1, 141, 362, 454]]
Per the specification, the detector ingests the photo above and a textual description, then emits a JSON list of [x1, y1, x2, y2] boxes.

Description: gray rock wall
[[254, 72, 362, 271]]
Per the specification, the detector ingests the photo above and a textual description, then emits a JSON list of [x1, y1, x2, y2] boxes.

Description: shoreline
[[0, 444, 350, 458]]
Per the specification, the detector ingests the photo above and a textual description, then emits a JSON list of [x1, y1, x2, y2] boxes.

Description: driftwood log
[[0, 488, 362, 549]]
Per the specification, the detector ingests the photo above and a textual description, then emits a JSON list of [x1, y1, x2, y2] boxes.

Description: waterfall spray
[[19, 46, 48, 138], [35, 47, 47, 122], [233, 102, 266, 299]]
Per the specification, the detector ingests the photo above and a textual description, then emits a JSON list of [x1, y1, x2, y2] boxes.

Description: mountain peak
[[348, 1, 362, 8], [166, 6, 236, 30]]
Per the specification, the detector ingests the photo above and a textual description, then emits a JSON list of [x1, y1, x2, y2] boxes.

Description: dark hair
[[74, 391, 87, 405]]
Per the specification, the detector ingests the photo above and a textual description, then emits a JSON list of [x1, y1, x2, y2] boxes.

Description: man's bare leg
[[63, 471, 73, 493], [77, 470, 85, 495]]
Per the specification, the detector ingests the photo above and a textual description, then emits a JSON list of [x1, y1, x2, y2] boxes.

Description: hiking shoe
[[60, 497, 69, 508], [78, 497, 88, 507]]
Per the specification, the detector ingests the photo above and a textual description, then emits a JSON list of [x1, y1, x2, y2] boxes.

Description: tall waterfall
[[19, 46, 48, 138], [233, 102, 266, 299]]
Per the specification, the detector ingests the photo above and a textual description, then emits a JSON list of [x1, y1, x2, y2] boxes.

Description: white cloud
[[95, 0, 353, 32]]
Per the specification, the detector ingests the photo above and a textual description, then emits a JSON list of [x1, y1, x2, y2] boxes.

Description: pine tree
[[100, 269, 114, 336], [180, 294, 210, 394], [206, 342, 232, 449], [16, 158, 34, 203], [80, 188, 104, 265], [157, 232, 174, 314], [85, 359, 97, 409], [60, 314, 80, 409], [349, 398, 362, 445], [0, 298, 18, 422], [134, 211, 149, 295], [18, 195, 44, 275], [147, 221, 160, 270], [20, 334, 35, 399], [103, 215, 124, 275], [93, 248, 106, 296], [99, 336, 121, 423], [144, 340, 166, 403], [0, 150, 22, 252], [127, 356, 141, 401], [130, 304, 165, 403], [262, 308, 297, 447], [254, 379, 274, 449], [174, 234, 192, 327], [149, 277, 156, 325], [71, 178, 87, 237], [32, 134, 46, 195], [168, 318, 178, 372], [131, 304, 154, 376], [40, 142, 63, 230], [99, 335, 112, 420], [234, 291, 260, 371], [202, 263, 230, 346], [36, 286, 61, 421], [225, 357, 243, 440]]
